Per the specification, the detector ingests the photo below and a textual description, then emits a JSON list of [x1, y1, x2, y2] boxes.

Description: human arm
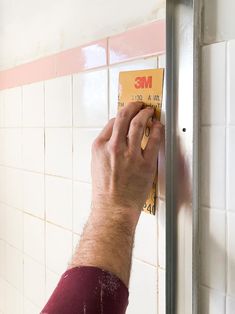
[[41, 102, 163, 314]]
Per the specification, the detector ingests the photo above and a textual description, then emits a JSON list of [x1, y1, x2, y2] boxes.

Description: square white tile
[[46, 175, 72, 230], [73, 181, 92, 234], [201, 43, 226, 125], [200, 208, 226, 291], [0, 240, 6, 278], [45, 269, 60, 302], [201, 127, 226, 209], [45, 128, 72, 178], [6, 206, 23, 250], [73, 128, 101, 182], [23, 171, 45, 219], [158, 200, 166, 269], [227, 127, 235, 211], [24, 299, 40, 314], [127, 259, 157, 314], [24, 255, 45, 307], [24, 213, 45, 264], [4, 87, 22, 127], [109, 57, 158, 119], [200, 286, 225, 314], [227, 296, 235, 314], [45, 76, 72, 127], [0, 278, 6, 312], [133, 211, 157, 266], [0, 203, 6, 241], [73, 69, 108, 127], [46, 223, 72, 274], [228, 212, 235, 296], [6, 244, 23, 291], [158, 268, 165, 314], [0, 90, 6, 127], [228, 40, 235, 125], [22, 128, 44, 173], [203, 0, 235, 44], [3, 129, 22, 168], [5, 168, 23, 210], [0, 166, 6, 203], [22, 81, 44, 127], [5, 282, 23, 314]]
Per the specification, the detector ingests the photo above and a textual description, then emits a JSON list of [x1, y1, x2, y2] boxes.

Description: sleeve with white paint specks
[[41, 266, 129, 314]]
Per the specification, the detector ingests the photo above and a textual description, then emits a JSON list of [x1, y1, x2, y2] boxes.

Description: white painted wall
[[0, 0, 165, 70]]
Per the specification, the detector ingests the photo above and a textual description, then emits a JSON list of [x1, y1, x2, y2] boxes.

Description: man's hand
[[70, 102, 163, 286], [92, 102, 163, 220]]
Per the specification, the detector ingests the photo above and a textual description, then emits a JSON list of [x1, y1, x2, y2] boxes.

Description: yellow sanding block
[[118, 68, 164, 215]]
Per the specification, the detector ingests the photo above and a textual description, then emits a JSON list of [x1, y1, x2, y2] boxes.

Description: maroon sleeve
[[41, 266, 129, 314]]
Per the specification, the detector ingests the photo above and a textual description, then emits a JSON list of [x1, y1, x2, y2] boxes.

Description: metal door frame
[[165, 1, 200, 313]]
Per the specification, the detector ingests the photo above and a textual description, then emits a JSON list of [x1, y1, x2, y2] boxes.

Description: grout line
[[225, 41, 228, 313], [43, 79, 47, 304]]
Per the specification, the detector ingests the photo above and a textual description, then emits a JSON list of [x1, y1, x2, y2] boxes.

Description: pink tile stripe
[[109, 20, 165, 65], [0, 19, 165, 91]]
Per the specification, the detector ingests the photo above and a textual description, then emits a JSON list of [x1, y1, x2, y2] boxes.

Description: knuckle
[[131, 119, 144, 129], [108, 140, 121, 155], [117, 108, 129, 119], [92, 138, 102, 152]]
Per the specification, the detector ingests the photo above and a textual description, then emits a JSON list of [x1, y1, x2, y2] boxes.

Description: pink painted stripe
[[109, 20, 165, 65], [0, 20, 165, 91]]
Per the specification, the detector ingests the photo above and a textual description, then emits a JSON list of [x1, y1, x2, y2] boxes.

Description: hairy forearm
[[69, 206, 140, 287]]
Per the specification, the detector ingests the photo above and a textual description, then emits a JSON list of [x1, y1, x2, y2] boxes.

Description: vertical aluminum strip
[[165, 0, 199, 314]]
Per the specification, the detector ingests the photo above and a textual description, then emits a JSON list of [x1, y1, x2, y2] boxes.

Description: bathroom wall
[[0, 18, 166, 314], [200, 0, 235, 313], [0, 0, 165, 71]]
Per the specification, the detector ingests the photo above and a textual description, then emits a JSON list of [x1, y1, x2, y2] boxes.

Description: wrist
[[91, 201, 141, 232]]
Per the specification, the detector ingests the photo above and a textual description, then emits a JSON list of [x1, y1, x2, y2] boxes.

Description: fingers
[[111, 102, 143, 145], [97, 118, 115, 141], [143, 120, 163, 161], [128, 107, 154, 150]]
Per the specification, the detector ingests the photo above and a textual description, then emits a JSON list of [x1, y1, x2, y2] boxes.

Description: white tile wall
[[4, 87, 22, 128], [226, 296, 235, 314], [201, 43, 226, 125], [46, 175, 72, 229], [45, 128, 72, 178], [22, 128, 44, 173], [5, 282, 23, 314], [0, 240, 6, 278], [227, 127, 235, 211], [23, 256, 45, 307], [73, 128, 101, 182], [200, 40, 235, 313], [227, 40, 235, 125], [24, 299, 40, 314], [73, 181, 92, 234], [45, 76, 72, 127], [200, 286, 225, 314], [0, 55, 166, 313], [133, 211, 158, 266], [227, 212, 235, 296], [23, 213, 45, 264], [73, 69, 108, 127], [127, 259, 157, 314], [201, 126, 226, 209], [203, 0, 235, 44], [46, 222, 72, 274], [6, 206, 23, 250], [6, 244, 23, 291], [23, 171, 44, 218], [200, 207, 226, 291], [22, 82, 44, 127]]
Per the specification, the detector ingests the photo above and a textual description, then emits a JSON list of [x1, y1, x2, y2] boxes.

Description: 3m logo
[[134, 76, 152, 89]]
